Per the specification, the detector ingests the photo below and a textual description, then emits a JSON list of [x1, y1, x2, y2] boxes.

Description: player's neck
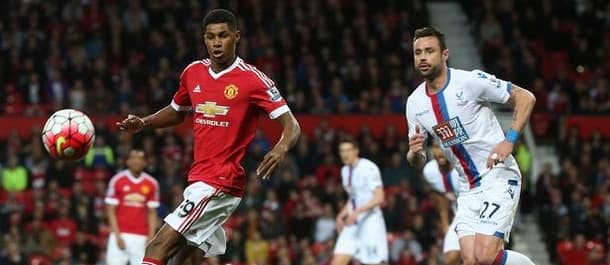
[[425, 66, 448, 94], [129, 170, 142, 178], [348, 158, 360, 167], [210, 55, 237, 73]]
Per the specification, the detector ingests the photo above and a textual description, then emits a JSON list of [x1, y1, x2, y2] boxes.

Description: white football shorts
[[454, 167, 521, 242], [106, 233, 147, 265], [334, 212, 389, 264], [164, 181, 241, 257], [443, 219, 460, 253]]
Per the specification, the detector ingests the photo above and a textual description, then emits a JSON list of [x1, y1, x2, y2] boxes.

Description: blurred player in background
[[332, 138, 388, 265], [105, 150, 159, 265], [116, 9, 300, 265], [423, 145, 461, 265], [406, 27, 536, 265]]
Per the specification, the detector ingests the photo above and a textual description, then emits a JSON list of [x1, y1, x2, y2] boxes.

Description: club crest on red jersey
[[224, 84, 238, 99], [141, 185, 150, 195]]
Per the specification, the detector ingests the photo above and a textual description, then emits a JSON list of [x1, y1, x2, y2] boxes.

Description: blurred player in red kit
[[105, 149, 160, 265], [116, 8, 301, 265]]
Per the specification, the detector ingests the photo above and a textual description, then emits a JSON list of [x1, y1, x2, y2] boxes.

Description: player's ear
[[442, 48, 449, 61], [234, 30, 241, 43]]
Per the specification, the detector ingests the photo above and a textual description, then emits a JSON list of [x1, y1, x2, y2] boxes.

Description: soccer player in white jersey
[[332, 138, 388, 265], [406, 27, 536, 265], [423, 145, 462, 265]]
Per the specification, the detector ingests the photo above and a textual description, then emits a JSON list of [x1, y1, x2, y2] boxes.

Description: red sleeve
[[248, 67, 291, 119], [171, 65, 194, 111], [146, 178, 160, 208], [104, 176, 120, 205]]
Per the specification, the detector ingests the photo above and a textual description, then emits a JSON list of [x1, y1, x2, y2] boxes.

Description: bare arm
[[487, 85, 536, 168], [338, 200, 352, 219], [272, 112, 301, 153], [506, 85, 536, 133], [147, 208, 157, 240], [407, 125, 427, 170], [116, 105, 187, 133], [256, 111, 301, 178], [106, 205, 121, 236]]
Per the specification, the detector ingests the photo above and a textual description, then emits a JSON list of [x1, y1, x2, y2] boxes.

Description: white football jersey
[[341, 158, 383, 217], [406, 68, 521, 191]]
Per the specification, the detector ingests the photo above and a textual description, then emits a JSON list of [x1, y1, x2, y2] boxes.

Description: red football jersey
[[105, 170, 160, 236], [172, 57, 290, 197]]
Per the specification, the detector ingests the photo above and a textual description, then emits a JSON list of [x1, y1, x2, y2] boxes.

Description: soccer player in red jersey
[[116, 9, 301, 265], [105, 150, 160, 265]]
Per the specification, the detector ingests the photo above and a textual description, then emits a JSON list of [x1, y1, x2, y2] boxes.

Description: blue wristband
[[506, 129, 520, 144]]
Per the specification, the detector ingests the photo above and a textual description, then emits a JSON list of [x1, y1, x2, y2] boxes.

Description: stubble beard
[[420, 64, 442, 82]]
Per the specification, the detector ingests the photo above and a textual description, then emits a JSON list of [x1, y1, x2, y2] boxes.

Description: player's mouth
[[419, 63, 430, 71], [212, 50, 224, 58]]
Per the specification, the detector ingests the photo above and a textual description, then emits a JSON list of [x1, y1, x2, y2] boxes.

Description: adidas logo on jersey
[[193, 85, 201, 93]]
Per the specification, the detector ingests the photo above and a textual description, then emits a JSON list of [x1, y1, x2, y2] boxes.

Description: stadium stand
[[0, 0, 608, 265]]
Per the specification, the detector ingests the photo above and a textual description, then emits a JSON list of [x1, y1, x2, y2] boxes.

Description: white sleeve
[[368, 162, 383, 189], [469, 70, 512, 104], [405, 98, 426, 139]]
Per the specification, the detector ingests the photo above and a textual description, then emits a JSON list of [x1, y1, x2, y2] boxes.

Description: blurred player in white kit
[[332, 138, 388, 265]]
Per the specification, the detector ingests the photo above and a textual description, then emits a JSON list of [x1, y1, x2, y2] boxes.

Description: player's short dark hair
[[203, 9, 237, 31], [338, 137, 359, 149], [414, 27, 447, 51]]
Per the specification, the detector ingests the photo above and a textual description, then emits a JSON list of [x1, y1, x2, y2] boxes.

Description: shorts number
[[177, 200, 195, 217], [479, 201, 500, 219]]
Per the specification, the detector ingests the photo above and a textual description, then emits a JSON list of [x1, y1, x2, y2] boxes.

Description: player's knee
[[473, 250, 499, 265], [461, 254, 477, 265]]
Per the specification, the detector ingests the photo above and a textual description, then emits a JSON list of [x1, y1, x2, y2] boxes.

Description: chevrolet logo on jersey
[[195, 102, 229, 117]]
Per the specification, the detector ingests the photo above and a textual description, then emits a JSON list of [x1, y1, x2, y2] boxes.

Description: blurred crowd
[[0, 0, 428, 117], [461, 0, 610, 140], [0, 0, 609, 265]]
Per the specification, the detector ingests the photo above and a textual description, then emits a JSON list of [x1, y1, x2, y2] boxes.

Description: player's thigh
[[333, 225, 358, 257], [106, 234, 129, 265], [122, 233, 147, 265]]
